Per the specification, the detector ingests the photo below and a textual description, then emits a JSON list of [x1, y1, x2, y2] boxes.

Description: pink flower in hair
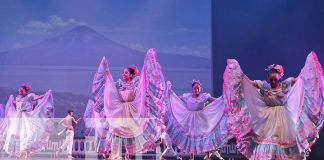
[[266, 64, 284, 77], [192, 79, 202, 87], [21, 83, 32, 92], [128, 65, 139, 77]]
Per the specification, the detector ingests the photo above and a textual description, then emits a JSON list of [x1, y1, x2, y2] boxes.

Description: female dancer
[[223, 52, 324, 159], [164, 80, 232, 160], [0, 84, 54, 158], [91, 48, 167, 159]]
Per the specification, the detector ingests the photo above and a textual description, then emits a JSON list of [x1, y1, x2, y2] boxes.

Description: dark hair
[[267, 68, 281, 75], [266, 64, 284, 79], [67, 110, 73, 115], [127, 67, 136, 79], [20, 84, 31, 92], [21, 86, 29, 91], [191, 81, 202, 88]]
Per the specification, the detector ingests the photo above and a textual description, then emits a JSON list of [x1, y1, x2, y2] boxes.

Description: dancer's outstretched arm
[[33, 94, 45, 101]]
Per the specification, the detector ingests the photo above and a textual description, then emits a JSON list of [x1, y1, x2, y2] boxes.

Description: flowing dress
[[91, 48, 167, 159], [0, 90, 54, 156], [223, 52, 324, 159], [164, 90, 233, 154]]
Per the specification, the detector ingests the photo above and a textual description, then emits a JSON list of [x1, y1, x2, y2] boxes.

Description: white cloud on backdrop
[[17, 15, 87, 35]]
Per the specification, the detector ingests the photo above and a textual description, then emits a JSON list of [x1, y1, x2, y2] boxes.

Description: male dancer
[[56, 110, 79, 159]]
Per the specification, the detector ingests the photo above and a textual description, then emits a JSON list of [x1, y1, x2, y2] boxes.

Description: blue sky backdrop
[[0, 0, 211, 58]]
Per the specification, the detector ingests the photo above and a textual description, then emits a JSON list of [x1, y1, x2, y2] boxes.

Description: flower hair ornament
[[191, 79, 202, 87], [128, 65, 139, 77], [21, 83, 32, 93], [266, 64, 284, 78]]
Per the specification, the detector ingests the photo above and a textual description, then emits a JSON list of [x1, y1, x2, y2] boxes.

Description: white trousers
[[161, 132, 178, 157], [59, 130, 74, 155]]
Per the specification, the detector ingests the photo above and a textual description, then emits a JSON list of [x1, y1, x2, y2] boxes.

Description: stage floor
[[0, 152, 247, 160]]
